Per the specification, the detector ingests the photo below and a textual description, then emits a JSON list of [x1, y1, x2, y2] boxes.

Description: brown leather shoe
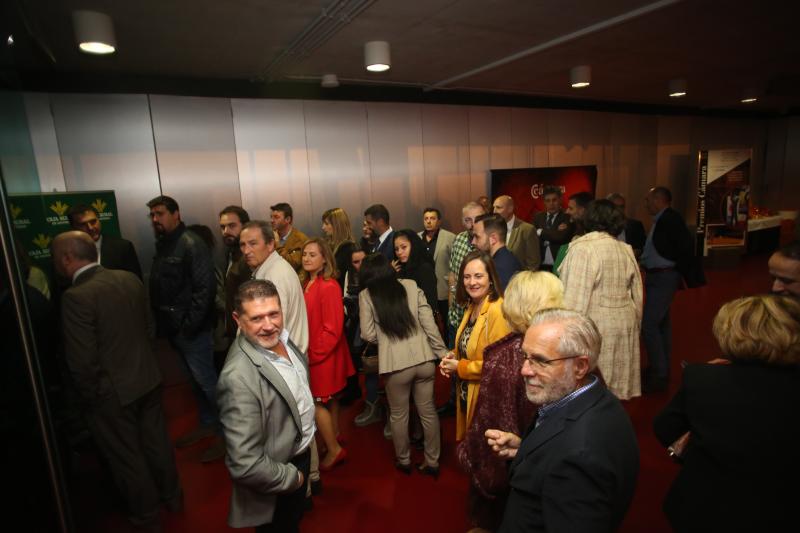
[[174, 426, 215, 448], [200, 436, 226, 463]]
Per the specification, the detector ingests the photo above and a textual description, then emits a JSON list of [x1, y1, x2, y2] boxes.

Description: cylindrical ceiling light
[[321, 74, 340, 88], [73, 10, 116, 54], [668, 78, 687, 98], [741, 88, 758, 104], [365, 41, 391, 72], [570, 65, 591, 88]]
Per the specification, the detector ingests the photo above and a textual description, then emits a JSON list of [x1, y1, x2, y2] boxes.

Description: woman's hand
[[439, 351, 458, 377], [391, 259, 402, 272]]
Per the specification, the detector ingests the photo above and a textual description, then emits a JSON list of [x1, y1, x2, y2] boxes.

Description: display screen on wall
[[490, 165, 597, 222], [696, 149, 751, 255], [9, 191, 121, 275]]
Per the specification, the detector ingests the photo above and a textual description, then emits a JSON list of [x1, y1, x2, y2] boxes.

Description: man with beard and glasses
[[485, 309, 639, 533]]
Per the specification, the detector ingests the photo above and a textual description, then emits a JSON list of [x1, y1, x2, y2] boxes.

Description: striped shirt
[[447, 230, 474, 329], [535, 374, 599, 428]]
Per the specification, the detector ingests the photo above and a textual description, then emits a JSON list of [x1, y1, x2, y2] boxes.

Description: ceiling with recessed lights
[[1, 0, 799, 113]]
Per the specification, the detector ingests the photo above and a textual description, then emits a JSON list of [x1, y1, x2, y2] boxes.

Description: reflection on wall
[[17, 91, 781, 275], [0, 92, 40, 193]]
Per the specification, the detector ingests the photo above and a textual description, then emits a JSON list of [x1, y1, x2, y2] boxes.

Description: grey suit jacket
[[418, 228, 456, 300], [61, 265, 160, 407], [359, 278, 448, 374], [217, 334, 308, 528], [506, 218, 541, 271]]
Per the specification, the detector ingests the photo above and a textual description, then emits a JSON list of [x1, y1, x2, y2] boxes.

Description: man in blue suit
[[363, 204, 395, 261], [486, 309, 639, 533], [471, 213, 521, 290]]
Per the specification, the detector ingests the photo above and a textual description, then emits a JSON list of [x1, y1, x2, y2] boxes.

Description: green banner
[[9, 191, 121, 275]]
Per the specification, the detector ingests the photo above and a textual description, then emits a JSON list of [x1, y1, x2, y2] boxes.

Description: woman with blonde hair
[[654, 294, 800, 532], [458, 271, 564, 530], [301, 238, 355, 471], [321, 208, 356, 293]]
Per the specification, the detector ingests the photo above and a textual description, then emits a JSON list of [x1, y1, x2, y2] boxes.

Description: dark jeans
[[170, 328, 219, 429], [642, 270, 682, 379], [255, 449, 311, 533]]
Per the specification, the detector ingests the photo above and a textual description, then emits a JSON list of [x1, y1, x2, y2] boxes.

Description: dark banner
[[490, 165, 597, 222], [695, 149, 750, 255], [9, 191, 121, 274]]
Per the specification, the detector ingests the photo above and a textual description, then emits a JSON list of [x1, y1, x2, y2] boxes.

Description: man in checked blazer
[[218, 279, 315, 532], [486, 309, 639, 533], [53, 231, 180, 527]]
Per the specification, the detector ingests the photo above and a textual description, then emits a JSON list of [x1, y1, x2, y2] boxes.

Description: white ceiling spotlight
[[73, 10, 116, 55], [321, 74, 340, 88], [668, 78, 687, 98], [741, 88, 758, 104], [365, 41, 391, 72], [570, 65, 591, 88]]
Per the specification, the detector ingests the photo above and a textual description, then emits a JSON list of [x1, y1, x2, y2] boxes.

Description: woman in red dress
[[301, 238, 354, 470]]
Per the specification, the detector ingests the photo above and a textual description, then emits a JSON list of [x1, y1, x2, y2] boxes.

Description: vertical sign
[[696, 149, 751, 256]]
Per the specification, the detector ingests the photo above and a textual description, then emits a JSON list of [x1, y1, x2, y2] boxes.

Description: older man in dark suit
[[533, 186, 573, 271], [218, 279, 315, 532], [67, 204, 142, 280], [53, 231, 181, 528], [607, 192, 647, 258], [486, 309, 639, 533]]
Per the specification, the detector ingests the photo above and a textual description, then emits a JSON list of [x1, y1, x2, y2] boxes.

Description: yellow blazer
[[454, 296, 510, 441], [276, 227, 309, 272]]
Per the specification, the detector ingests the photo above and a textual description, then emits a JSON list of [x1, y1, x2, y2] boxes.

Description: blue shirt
[[641, 208, 676, 269], [535, 374, 599, 428]]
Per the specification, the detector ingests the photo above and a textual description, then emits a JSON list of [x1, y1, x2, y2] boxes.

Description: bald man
[[493, 195, 541, 270], [53, 231, 181, 527]]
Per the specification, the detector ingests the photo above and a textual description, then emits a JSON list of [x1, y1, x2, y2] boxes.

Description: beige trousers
[[384, 361, 440, 467]]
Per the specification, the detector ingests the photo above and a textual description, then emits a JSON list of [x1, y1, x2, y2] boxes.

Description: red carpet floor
[[72, 253, 774, 533]]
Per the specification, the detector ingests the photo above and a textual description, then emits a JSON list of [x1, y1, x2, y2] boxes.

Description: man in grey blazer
[[53, 231, 180, 527], [418, 207, 455, 342], [218, 279, 315, 532]]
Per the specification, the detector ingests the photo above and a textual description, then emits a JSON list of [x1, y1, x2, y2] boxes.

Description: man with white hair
[[486, 309, 639, 533], [493, 195, 540, 270]]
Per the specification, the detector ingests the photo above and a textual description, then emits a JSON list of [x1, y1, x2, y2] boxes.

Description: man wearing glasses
[[486, 309, 639, 533]]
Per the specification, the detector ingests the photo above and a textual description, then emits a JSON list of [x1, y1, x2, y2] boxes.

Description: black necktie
[[547, 213, 555, 228]]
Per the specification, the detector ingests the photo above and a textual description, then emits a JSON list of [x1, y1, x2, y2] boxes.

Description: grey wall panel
[[51, 93, 161, 272], [511, 107, 549, 170], [547, 109, 584, 167], [581, 111, 610, 193], [421, 104, 470, 232], [149, 95, 241, 260], [303, 101, 371, 238], [230, 98, 314, 234], [24, 93, 65, 192], [468, 106, 513, 201], [365, 102, 424, 232]]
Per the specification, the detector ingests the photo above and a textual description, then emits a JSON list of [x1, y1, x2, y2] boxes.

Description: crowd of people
[[34, 187, 800, 532]]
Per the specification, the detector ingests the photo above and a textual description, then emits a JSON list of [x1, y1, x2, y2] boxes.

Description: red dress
[[303, 277, 355, 398]]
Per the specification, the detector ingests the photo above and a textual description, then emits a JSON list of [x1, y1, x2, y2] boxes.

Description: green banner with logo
[[9, 191, 120, 275]]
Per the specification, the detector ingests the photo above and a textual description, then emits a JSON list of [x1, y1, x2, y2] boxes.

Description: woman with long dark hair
[[391, 229, 438, 311], [359, 254, 446, 476]]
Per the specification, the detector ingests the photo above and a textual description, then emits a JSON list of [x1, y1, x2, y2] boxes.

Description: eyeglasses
[[522, 354, 581, 369]]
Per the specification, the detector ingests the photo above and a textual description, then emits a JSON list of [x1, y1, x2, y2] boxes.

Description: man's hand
[[485, 429, 521, 459], [557, 223, 568, 231], [296, 470, 305, 490]]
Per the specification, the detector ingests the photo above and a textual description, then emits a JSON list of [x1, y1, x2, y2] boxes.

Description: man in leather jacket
[[147, 195, 224, 462]]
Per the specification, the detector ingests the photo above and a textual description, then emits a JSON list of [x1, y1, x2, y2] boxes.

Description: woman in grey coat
[[359, 254, 447, 477]]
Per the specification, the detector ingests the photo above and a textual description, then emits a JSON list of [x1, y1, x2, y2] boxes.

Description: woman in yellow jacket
[[440, 250, 511, 441]]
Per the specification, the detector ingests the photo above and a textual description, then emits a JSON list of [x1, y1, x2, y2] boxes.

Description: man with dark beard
[[486, 309, 639, 533], [219, 205, 252, 339]]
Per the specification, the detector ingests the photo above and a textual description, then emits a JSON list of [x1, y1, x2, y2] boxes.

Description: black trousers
[[84, 385, 180, 521], [255, 448, 311, 533]]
